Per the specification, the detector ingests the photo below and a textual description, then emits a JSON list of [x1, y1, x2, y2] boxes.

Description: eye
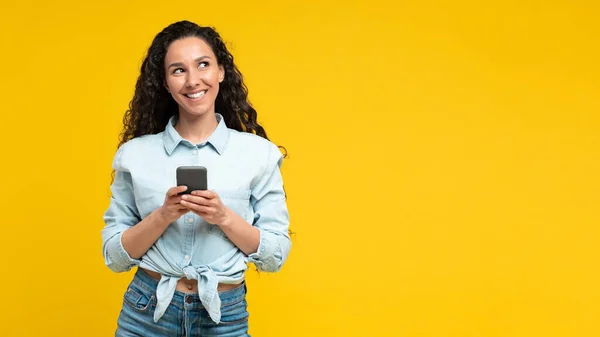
[[199, 61, 209, 68], [173, 68, 184, 74]]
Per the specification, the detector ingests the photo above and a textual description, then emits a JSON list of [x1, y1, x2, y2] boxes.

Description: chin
[[180, 105, 213, 117]]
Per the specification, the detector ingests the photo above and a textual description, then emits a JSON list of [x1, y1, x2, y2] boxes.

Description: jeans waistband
[[131, 268, 246, 307]]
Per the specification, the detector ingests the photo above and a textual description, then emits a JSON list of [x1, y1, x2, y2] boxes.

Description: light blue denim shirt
[[101, 113, 291, 323]]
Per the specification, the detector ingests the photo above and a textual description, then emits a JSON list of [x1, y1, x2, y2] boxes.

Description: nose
[[186, 68, 201, 88]]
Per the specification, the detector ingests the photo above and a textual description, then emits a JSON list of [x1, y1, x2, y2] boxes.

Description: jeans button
[[185, 296, 193, 304]]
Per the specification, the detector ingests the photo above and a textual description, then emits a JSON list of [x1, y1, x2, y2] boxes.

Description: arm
[[120, 198, 180, 259], [101, 163, 144, 273], [181, 143, 291, 272], [120, 183, 190, 259], [219, 211, 261, 256], [243, 143, 292, 272], [101, 146, 188, 272]]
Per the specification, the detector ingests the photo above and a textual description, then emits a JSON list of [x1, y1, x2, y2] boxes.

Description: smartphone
[[176, 166, 207, 194]]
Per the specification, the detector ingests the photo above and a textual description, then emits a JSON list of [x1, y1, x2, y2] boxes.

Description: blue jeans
[[115, 269, 250, 337]]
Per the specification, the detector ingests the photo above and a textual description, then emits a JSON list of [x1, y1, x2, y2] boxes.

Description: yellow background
[[1, 1, 598, 336]]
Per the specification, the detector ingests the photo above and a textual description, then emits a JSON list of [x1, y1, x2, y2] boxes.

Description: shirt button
[[188, 218, 193, 223], [185, 255, 190, 260]]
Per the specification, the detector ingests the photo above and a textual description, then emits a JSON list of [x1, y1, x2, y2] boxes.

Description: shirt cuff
[[105, 231, 141, 272], [247, 229, 282, 272]]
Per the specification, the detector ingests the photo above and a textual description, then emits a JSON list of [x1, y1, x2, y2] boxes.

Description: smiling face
[[164, 37, 225, 118]]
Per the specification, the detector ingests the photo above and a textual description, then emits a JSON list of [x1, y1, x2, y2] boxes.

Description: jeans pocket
[[218, 297, 249, 325], [123, 284, 155, 312]]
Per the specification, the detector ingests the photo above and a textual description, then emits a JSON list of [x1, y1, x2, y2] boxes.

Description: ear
[[164, 80, 170, 92], [218, 66, 225, 83]]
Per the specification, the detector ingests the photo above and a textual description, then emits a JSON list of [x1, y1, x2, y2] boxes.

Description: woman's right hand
[[120, 185, 190, 260], [156, 186, 190, 223]]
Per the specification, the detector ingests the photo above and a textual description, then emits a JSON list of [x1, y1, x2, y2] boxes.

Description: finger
[[166, 204, 186, 214], [168, 186, 188, 197], [194, 205, 213, 214], [181, 194, 210, 206], [181, 200, 213, 213], [180, 200, 198, 211], [191, 190, 215, 199], [167, 196, 183, 206]]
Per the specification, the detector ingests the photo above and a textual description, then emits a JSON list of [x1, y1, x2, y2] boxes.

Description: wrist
[[153, 207, 171, 226], [219, 208, 236, 229]]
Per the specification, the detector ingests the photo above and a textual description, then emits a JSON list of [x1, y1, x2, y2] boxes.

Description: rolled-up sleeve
[[101, 145, 142, 273], [247, 143, 292, 272]]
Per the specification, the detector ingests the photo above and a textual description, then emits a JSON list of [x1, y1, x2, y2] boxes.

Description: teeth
[[186, 91, 206, 98]]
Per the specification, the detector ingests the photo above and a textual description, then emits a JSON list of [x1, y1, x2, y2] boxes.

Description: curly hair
[[118, 20, 282, 153]]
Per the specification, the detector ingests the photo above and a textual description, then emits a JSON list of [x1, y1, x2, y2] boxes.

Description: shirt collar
[[162, 113, 230, 156]]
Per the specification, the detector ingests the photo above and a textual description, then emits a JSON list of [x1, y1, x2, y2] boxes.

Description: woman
[[101, 20, 291, 337]]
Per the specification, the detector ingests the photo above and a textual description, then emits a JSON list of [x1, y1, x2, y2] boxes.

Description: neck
[[174, 111, 218, 144]]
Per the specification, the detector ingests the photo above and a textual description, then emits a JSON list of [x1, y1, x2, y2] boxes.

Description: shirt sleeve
[[101, 145, 142, 273], [246, 142, 292, 272]]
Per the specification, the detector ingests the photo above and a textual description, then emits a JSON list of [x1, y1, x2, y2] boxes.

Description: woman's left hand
[[180, 190, 232, 226]]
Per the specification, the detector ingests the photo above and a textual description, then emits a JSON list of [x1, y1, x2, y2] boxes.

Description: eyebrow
[[168, 56, 211, 69]]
